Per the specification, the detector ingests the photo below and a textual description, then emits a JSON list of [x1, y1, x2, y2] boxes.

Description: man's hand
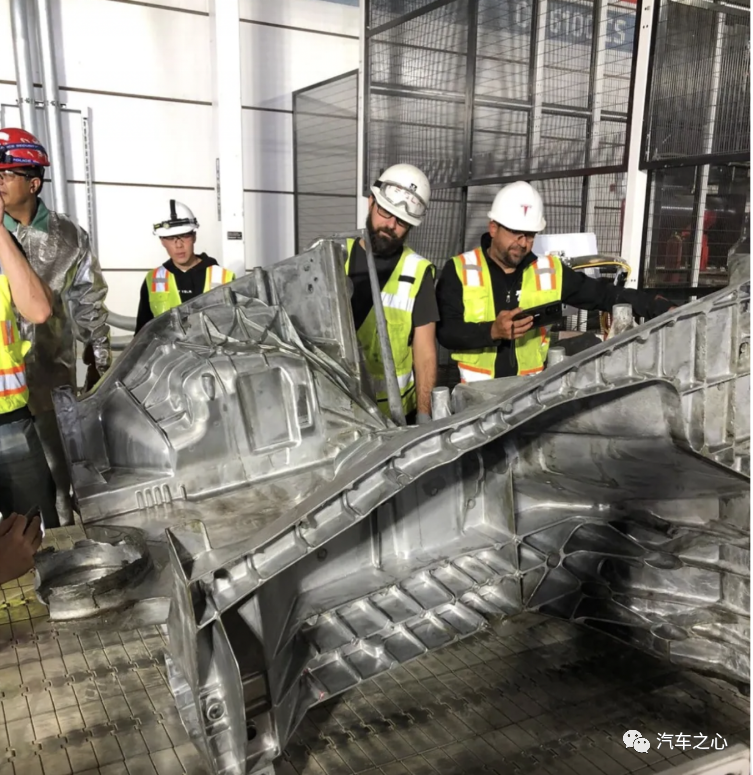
[[0, 513, 44, 585], [491, 308, 533, 340]]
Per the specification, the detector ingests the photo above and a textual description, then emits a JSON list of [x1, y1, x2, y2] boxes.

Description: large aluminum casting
[[38, 237, 750, 775]]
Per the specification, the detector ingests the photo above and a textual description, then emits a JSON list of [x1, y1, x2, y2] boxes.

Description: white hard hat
[[153, 200, 199, 237], [488, 181, 546, 233], [371, 163, 431, 227]]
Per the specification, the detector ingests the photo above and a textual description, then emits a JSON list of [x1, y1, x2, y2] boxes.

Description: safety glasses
[[0, 169, 38, 182], [375, 204, 410, 230]]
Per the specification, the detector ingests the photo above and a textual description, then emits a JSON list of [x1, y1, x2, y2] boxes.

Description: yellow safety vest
[[0, 275, 32, 414], [146, 264, 236, 317], [451, 248, 563, 382], [345, 238, 434, 417]]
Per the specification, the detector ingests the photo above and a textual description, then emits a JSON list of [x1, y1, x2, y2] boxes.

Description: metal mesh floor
[[2, 526, 749, 775]]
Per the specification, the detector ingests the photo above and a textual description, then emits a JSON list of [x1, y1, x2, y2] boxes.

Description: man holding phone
[[436, 181, 675, 382]]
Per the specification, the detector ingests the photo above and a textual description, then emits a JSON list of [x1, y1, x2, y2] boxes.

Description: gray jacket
[[7, 199, 111, 413]]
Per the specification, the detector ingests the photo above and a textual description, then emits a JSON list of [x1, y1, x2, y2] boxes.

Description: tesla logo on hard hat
[[521, 204, 531, 215]]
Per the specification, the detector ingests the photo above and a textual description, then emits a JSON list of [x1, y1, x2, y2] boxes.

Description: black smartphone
[[24, 505, 41, 520], [512, 301, 563, 328]]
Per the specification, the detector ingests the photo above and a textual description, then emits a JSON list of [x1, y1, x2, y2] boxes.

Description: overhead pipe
[[35, 0, 68, 214], [10, 0, 38, 134], [107, 311, 137, 333]]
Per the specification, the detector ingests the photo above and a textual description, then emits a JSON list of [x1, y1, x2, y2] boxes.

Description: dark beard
[[366, 212, 406, 257]]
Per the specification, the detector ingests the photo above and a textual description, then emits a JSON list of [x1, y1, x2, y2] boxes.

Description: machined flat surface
[[2, 527, 749, 775]]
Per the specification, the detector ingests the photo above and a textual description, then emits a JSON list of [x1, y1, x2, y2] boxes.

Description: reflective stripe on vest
[[345, 238, 432, 417], [459, 248, 486, 288], [1, 320, 15, 346], [205, 265, 235, 291], [151, 266, 170, 294], [372, 368, 415, 395], [0, 365, 26, 397], [0, 275, 31, 414], [147, 263, 235, 318], [451, 249, 563, 381]]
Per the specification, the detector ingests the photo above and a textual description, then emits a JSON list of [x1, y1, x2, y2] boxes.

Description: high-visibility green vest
[[451, 247, 563, 382], [146, 264, 236, 317], [346, 238, 433, 417], [0, 275, 31, 414]]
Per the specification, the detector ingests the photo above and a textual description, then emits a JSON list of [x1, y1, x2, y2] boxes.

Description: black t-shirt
[[135, 253, 219, 333], [436, 232, 675, 378], [347, 241, 439, 335]]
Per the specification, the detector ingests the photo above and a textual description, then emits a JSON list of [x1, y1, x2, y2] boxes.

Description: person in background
[[135, 200, 235, 333], [0, 127, 111, 525], [0, 185, 57, 528], [345, 163, 438, 424], [0, 512, 44, 585], [437, 181, 676, 382]]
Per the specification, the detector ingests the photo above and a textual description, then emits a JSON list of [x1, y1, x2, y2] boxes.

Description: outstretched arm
[[0, 200, 52, 323]]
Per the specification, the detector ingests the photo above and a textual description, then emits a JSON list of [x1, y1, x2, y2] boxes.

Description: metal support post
[[357, 0, 370, 222], [81, 108, 96, 253], [690, 14, 725, 288], [209, 0, 246, 277], [527, 0, 547, 173], [362, 228, 405, 426], [620, 0, 656, 288], [584, 0, 609, 232], [10, 0, 38, 135], [36, 0, 69, 215], [459, 0, 479, 251]]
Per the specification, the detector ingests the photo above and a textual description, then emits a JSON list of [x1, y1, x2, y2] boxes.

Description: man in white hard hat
[[345, 163, 438, 424], [437, 180, 676, 382], [135, 200, 235, 333]]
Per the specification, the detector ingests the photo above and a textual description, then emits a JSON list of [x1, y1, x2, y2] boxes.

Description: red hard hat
[[0, 127, 50, 169]]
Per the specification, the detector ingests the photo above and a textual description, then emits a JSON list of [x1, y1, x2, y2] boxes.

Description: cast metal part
[[39, 238, 749, 775]]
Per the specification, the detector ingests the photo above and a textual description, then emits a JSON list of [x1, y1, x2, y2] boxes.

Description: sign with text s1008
[[507, 0, 636, 52]]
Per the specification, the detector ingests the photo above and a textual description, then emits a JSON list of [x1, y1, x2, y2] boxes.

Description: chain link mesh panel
[[645, 0, 750, 164], [294, 73, 359, 253], [367, 0, 470, 188], [643, 163, 750, 290]]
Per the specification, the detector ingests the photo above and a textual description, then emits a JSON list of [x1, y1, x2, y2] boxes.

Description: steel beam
[[690, 14, 725, 288], [621, 0, 657, 288], [210, 0, 246, 277]]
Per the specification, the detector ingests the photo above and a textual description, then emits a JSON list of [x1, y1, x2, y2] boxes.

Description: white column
[[356, 0, 369, 226], [10, 0, 38, 136], [620, 0, 655, 288], [210, 0, 246, 276], [690, 14, 725, 288]]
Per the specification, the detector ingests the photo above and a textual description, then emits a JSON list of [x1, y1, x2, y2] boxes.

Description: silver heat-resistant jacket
[[13, 208, 111, 414]]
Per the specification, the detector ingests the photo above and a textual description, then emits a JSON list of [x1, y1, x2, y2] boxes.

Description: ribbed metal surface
[[2, 525, 748, 775]]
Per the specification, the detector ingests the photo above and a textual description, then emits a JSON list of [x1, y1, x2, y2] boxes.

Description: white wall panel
[[0, 0, 16, 82], [244, 191, 294, 267], [54, 0, 213, 101], [102, 269, 149, 320], [240, 0, 358, 37], [242, 109, 293, 192], [61, 92, 215, 188], [240, 24, 359, 111]]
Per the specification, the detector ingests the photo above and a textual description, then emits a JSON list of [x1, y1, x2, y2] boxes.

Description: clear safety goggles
[[375, 180, 428, 220]]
